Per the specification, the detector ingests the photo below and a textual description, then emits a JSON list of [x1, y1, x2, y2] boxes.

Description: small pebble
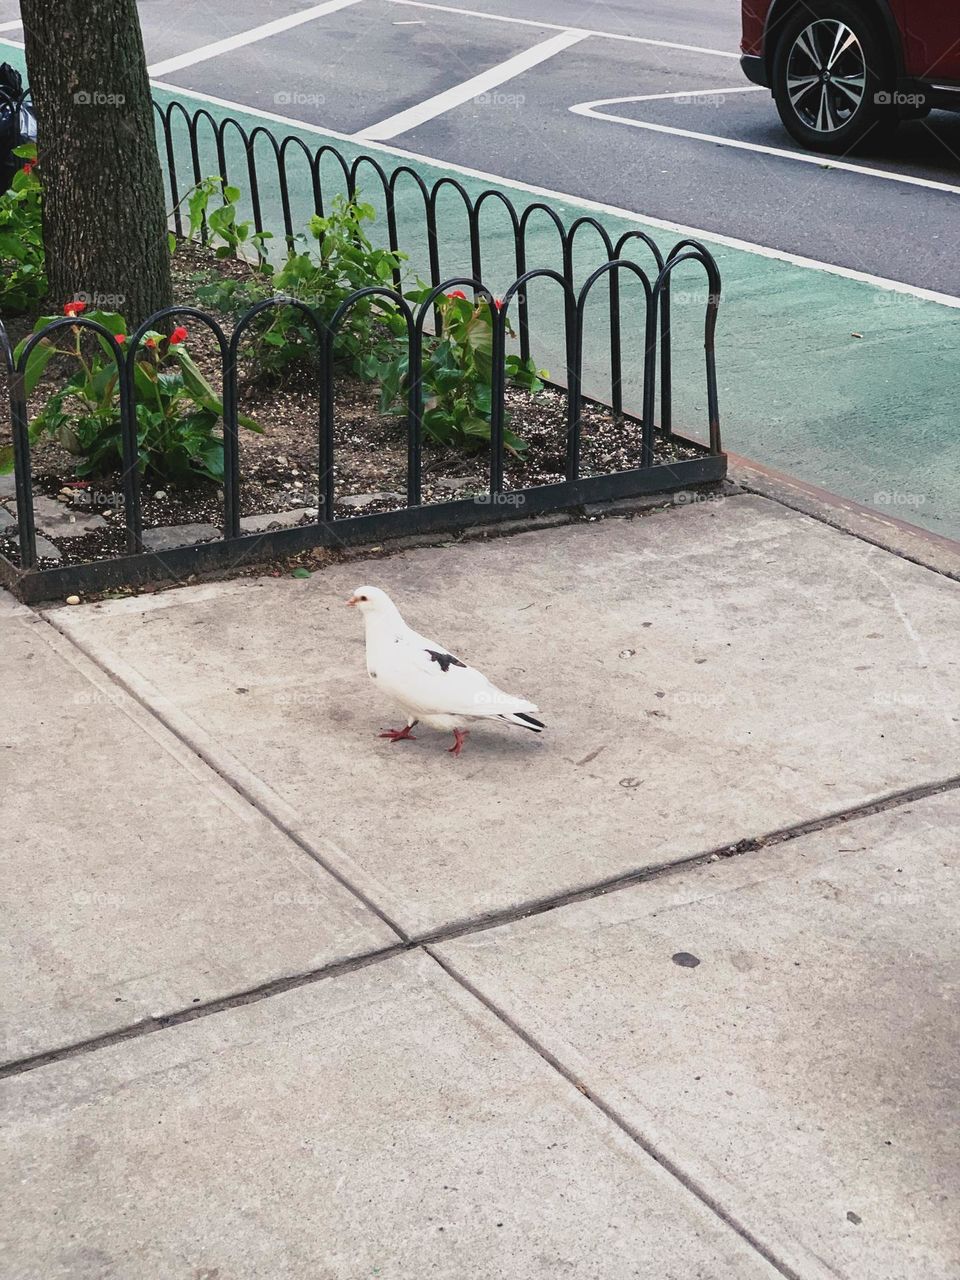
[[65, 595, 81, 606], [154, 490, 167, 501]]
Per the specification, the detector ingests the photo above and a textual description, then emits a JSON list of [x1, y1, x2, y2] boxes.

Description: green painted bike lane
[[5, 40, 957, 542]]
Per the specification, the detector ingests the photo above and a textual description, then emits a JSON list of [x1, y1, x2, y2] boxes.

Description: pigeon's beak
[[346, 594, 360, 608]]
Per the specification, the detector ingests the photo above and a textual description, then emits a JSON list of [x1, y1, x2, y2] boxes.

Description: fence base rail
[[0, 447, 725, 603]]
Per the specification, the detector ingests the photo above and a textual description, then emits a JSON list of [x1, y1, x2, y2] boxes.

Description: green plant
[[0, 144, 47, 314], [169, 175, 273, 262], [0, 302, 259, 484], [191, 190, 406, 382], [379, 289, 546, 454]]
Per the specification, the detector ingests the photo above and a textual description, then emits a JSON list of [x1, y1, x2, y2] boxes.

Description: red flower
[[115, 334, 126, 345], [446, 290, 466, 300], [22, 160, 35, 175], [494, 298, 504, 311], [63, 300, 86, 318], [169, 325, 188, 345], [145, 337, 158, 349]]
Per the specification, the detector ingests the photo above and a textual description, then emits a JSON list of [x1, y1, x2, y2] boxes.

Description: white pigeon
[[347, 585, 545, 756]]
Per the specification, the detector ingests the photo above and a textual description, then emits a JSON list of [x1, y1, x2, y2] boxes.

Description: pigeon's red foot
[[448, 729, 470, 757], [379, 725, 417, 742]]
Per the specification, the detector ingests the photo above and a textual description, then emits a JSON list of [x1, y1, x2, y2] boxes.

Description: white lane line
[[385, 0, 740, 59], [146, 0, 364, 78], [355, 29, 588, 141], [571, 96, 960, 196], [625, 85, 765, 103], [144, 77, 960, 308], [0, 20, 22, 31]]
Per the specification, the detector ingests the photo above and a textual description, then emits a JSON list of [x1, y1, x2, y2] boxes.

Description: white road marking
[[146, 0, 364, 78], [355, 29, 588, 141], [571, 95, 960, 196], [144, 76, 960, 308], [0, 20, 22, 31], [384, 0, 740, 59], [624, 85, 765, 103]]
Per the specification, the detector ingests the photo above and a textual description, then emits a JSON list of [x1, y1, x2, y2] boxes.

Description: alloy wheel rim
[[786, 19, 867, 133]]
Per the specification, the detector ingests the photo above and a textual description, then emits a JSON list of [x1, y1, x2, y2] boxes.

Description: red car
[[741, 1, 960, 151]]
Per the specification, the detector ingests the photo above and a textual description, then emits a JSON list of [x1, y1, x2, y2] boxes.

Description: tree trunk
[[20, 0, 172, 326]]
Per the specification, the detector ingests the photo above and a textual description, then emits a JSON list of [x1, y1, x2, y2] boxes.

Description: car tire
[[771, 0, 898, 153]]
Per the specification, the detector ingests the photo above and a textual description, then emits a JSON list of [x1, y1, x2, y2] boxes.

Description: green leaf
[[18, 339, 58, 397], [291, 567, 312, 579], [171, 348, 222, 416]]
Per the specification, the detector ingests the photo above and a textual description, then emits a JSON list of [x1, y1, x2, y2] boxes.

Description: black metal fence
[[0, 101, 725, 602]]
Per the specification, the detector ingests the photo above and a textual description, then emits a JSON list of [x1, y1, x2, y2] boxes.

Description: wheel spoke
[[795, 28, 823, 71], [816, 83, 837, 131], [832, 73, 865, 106], [788, 74, 819, 106], [827, 23, 857, 69]]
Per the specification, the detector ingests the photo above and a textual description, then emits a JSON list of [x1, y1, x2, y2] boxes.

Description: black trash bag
[[0, 63, 36, 193]]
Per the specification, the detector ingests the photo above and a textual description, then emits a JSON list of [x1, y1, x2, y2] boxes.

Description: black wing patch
[[426, 649, 466, 673]]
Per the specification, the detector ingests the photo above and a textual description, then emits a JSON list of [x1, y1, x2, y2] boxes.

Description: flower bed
[[0, 120, 725, 601]]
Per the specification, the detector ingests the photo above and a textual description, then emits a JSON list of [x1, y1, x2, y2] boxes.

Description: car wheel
[[772, 1, 898, 153]]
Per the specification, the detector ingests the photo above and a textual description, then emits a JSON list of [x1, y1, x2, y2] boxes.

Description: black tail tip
[[514, 711, 546, 730]]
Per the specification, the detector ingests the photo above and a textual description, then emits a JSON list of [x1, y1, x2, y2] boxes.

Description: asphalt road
[[5, 0, 957, 291], [120, 0, 959, 295]]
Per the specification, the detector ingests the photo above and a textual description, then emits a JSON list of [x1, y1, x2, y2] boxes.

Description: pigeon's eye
[[359, 595, 368, 601]]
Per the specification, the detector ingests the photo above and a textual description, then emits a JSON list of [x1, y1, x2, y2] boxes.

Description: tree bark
[[20, 0, 172, 326]]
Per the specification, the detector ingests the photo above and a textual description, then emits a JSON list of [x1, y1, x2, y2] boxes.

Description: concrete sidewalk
[[2, 491, 958, 1278]]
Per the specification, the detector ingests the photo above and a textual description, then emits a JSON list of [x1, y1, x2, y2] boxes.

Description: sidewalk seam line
[[5, 760, 956, 1080], [409, 770, 960, 945], [424, 944, 815, 1280], [0, 943, 407, 1080]]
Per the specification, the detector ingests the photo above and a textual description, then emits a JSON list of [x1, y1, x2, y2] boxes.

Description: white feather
[[349, 586, 545, 733]]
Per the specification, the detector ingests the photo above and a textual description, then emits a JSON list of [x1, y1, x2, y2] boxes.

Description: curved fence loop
[[323, 287, 416, 511], [651, 248, 722, 455], [426, 179, 478, 318], [125, 308, 232, 551], [307, 146, 349, 220], [0, 318, 37, 569], [277, 135, 320, 249], [473, 189, 528, 358], [225, 298, 330, 537], [566, 216, 617, 260], [573, 260, 655, 478], [412, 277, 487, 335], [15, 318, 134, 557]]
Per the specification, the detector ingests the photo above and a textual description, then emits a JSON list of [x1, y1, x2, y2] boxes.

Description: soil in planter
[[0, 243, 708, 570]]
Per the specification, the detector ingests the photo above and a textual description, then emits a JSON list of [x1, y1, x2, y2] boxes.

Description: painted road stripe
[[355, 29, 588, 141], [146, 0, 364, 78], [625, 85, 765, 103], [142, 76, 960, 308], [385, 0, 741, 59], [0, 20, 22, 31], [571, 97, 960, 196]]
